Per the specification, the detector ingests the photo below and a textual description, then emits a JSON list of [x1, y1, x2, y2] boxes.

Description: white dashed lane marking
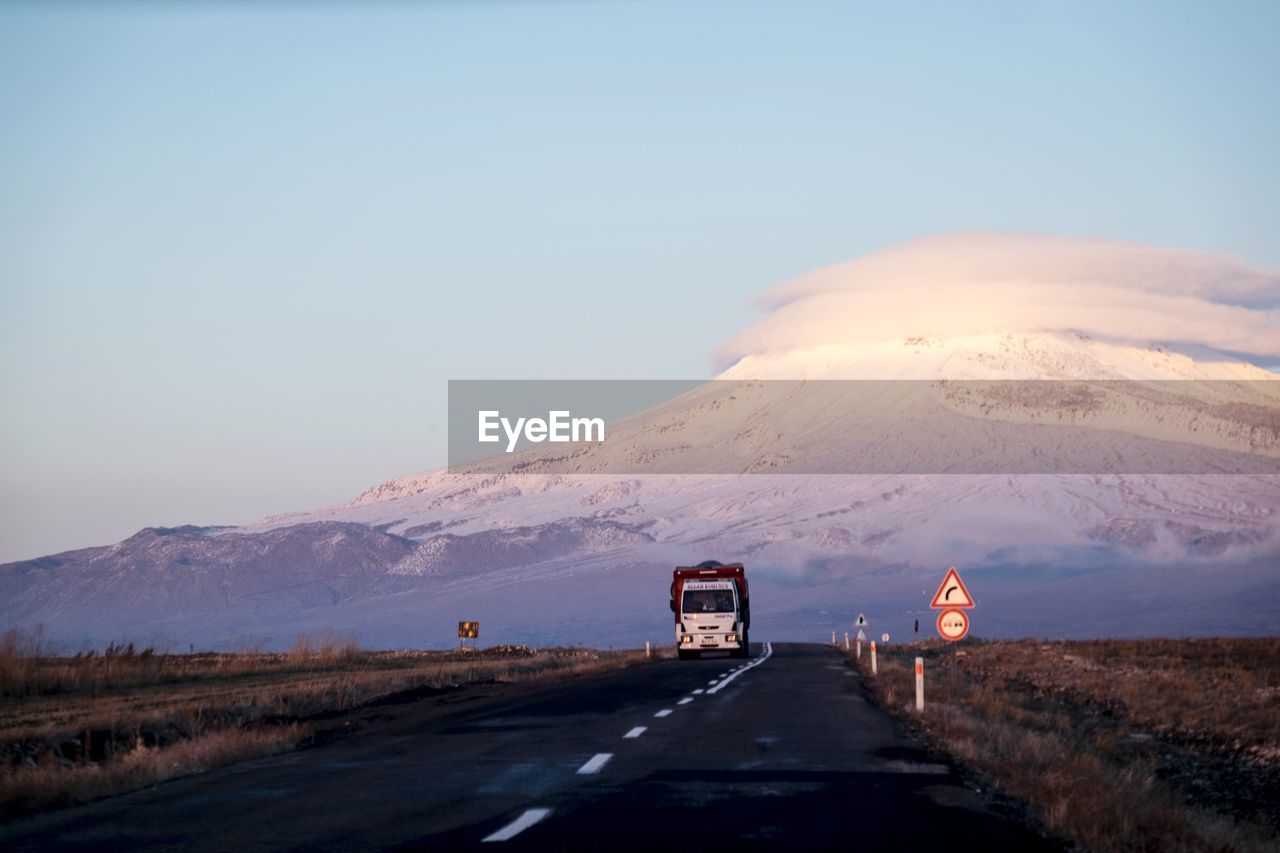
[[482, 808, 551, 842], [481, 642, 774, 844], [477, 642, 776, 843], [692, 689, 704, 695]]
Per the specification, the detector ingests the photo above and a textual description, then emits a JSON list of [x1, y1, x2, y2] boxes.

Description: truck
[[670, 561, 750, 659]]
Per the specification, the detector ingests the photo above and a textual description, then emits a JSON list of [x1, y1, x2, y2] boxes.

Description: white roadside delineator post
[[915, 657, 924, 712], [871, 641, 878, 675], [844, 632, 850, 651], [645, 640, 651, 659], [831, 630, 836, 645]]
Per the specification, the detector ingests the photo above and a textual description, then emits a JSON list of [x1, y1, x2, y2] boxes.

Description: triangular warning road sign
[[930, 566, 974, 609]]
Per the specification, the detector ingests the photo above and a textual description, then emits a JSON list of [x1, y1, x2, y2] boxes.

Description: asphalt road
[[0, 643, 1053, 851]]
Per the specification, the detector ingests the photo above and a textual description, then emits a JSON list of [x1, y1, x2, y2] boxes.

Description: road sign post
[[457, 621, 479, 651]]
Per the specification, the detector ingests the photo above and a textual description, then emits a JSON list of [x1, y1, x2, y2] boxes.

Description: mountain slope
[[4, 234, 1278, 648]]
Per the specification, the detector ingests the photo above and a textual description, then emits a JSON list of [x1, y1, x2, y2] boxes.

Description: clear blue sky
[[2, 1, 1278, 561]]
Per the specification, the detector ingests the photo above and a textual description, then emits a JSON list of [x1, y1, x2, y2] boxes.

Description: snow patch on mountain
[[390, 517, 656, 577]]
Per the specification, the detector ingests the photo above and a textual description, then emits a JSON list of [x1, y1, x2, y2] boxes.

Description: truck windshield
[[682, 589, 735, 614]]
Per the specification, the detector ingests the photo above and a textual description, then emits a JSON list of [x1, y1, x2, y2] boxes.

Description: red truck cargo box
[[671, 561, 749, 629]]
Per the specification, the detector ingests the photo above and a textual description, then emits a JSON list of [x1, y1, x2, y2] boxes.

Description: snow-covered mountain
[[4, 233, 1278, 649]]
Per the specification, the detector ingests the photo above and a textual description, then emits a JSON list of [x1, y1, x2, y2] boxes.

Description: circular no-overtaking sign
[[936, 609, 969, 642]]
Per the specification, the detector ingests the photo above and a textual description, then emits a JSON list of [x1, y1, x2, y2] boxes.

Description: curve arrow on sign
[[930, 567, 974, 609]]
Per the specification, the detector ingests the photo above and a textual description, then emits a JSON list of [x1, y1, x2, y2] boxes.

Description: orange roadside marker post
[[915, 657, 924, 711]]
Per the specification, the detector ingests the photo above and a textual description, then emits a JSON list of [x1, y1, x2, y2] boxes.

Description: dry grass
[[0, 726, 301, 819], [1, 629, 656, 821], [854, 638, 1280, 852], [0, 627, 369, 697]]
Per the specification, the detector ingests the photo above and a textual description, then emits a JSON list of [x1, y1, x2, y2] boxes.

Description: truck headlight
[[681, 635, 693, 645]]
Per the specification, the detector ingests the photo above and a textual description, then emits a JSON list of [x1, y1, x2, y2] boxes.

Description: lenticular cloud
[[714, 232, 1280, 364]]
